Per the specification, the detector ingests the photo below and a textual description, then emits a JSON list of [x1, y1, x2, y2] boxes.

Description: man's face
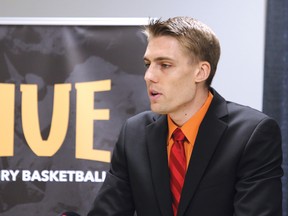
[[144, 36, 202, 117]]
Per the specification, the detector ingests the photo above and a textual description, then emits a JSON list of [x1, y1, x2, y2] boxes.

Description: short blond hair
[[144, 16, 221, 86]]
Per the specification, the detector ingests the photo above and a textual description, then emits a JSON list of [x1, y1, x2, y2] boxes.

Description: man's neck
[[169, 88, 210, 127]]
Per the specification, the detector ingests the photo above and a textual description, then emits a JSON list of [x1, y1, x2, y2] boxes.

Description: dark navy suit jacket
[[87, 89, 283, 216]]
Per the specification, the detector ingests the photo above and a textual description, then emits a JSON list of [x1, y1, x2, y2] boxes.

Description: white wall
[[0, 0, 266, 110]]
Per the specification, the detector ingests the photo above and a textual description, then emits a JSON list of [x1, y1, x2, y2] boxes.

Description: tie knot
[[172, 128, 185, 142]]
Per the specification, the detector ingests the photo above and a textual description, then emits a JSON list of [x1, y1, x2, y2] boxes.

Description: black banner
[[0, 24, 149, 215]]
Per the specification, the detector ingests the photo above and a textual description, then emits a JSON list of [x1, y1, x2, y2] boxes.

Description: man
[[87, 16, 283, 216]]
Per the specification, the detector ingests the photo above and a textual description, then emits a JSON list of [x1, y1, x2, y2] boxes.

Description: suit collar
[[178, 88, 228, 215], [146, 114, 174, 216]]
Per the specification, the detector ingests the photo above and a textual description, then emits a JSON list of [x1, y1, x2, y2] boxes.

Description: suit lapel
[[178, 91, 228, 216], [146, 114, 173, 216]]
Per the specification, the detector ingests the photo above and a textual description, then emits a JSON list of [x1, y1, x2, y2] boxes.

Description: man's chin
[[150, 106, 167, 114]]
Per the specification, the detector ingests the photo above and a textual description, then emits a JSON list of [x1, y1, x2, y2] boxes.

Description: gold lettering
[[20, 84, 71, 156], [75, 80, 111, 162], [0, 84, 15, 156]]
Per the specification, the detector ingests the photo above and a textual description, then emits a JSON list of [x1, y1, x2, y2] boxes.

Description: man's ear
[[195, 61, 211, 83]]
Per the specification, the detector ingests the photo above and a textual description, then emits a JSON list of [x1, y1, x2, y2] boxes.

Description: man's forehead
[[144, 36, 185, 61]]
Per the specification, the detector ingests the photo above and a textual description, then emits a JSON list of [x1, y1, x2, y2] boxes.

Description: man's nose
[[144, 65, 158, 83]]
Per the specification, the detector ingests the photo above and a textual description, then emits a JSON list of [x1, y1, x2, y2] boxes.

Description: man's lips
[[151, 90, 159, 96], [149, 89, 162, 100]]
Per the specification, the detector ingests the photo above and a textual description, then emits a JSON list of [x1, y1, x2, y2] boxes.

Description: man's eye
[[144, 63, 150, 68], [161, 64, 171, 68]]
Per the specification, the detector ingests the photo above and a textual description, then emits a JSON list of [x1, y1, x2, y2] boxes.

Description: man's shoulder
[[225, 101, 276, 127], [127, 111, 162, 125], [211, 89, 276, 127], [227, 101, 267, 117], [211, 88, 270, 122]]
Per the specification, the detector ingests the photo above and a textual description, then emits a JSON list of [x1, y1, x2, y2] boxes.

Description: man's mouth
[[149, 89, 162, 100], [151, 90, 159, 96]]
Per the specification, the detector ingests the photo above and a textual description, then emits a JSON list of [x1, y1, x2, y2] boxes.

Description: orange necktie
[[169, 128, 187, 216]]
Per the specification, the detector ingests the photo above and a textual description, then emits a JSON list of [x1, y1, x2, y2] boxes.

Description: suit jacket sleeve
[[234, 117, 283, 216], [87, 122, 135, 216]]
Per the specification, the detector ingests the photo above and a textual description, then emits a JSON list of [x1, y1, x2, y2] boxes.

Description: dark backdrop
[[263, 0, 288, 215]]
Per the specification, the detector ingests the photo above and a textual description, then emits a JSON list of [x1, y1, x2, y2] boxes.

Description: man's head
[[144, 16, 220, 86], [143, 17, 221, 124]]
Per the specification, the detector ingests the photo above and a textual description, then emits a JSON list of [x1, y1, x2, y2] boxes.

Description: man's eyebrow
[[143, 56, 174, 62], [143, 56, 149, 62]]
